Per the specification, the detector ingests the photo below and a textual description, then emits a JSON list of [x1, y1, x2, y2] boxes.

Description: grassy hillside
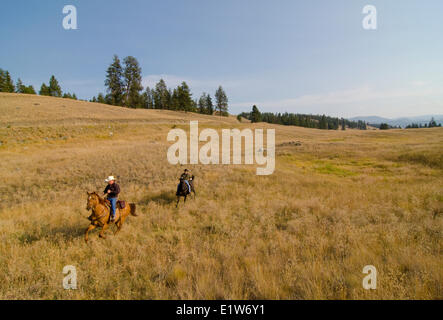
[[0, 93, 442, 299]]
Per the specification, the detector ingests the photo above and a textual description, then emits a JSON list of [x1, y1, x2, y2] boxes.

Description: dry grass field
[[0, 92, 442, 299]]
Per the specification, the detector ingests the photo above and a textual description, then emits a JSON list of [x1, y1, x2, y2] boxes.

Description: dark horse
[[176, 175, 196, 208]]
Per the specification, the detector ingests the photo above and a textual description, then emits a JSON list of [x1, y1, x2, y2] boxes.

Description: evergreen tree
[[3, 71, 15, 92], [170, 82, 193, 111], [153, 79, 170, 109], [0, 69, 5, 91], [250, 105, 262, 123], [23, 85, 36, 94], [332, 118, 339, 130], [198, 93, 208, 114], [176, 81, 193, 112], [48, 75, 62, 97], [170, 87, 179, 110], [142, 86, 154, 109], [97, 93, 106, 104], [215, 86, 228, 116], [16, 78, 25, 93], [429, 117, 437, 128], [62, 92, 77, 100], [341, 118, 346, 130], [105, 55, 124, 106], [123, 56, 143, 108], [206, 94, 214, 115], [39, 83, 50, 96], [319, 115, 328, 129]]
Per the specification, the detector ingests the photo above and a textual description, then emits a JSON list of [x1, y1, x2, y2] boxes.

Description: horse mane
[[92, 192, 108, 205]]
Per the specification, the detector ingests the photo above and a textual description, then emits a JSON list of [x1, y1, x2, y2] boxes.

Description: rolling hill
[[0, 93, 442, 299]]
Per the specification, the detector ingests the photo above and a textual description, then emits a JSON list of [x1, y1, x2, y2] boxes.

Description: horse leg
[[184, 195, 187, 204], [114, 215, 126, 235], [99, 223, 109, 239], [176, 196, 180, 208], [85, 224, 96, 243], [114, 221, 122, 235]]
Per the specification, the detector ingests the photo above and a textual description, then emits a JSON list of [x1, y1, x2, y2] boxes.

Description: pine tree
[[23, 85, 36, 94], [429, 117, 437, 128], [3, 71, 15, 92], [206, 94, 214, 115], [250, 105, 262, 123], [196, 94, 215, 115], [105, 55, 124, 106], [39, 83, 50, 96], [16, 78, 25, 93], [198, 93, 208, 114], [49, 75, 62, 97], [141, 86, 154, 109], [332, 118, 339, 130], [0, 69, 5, 91], [170, 87, 179, 110], [97, 93, 106, 104], [123, 56, 143, 108], [153, 79, 170, 109], [215, 86, 228, 116], [177, 82, 193, 112], [319, 115, 327, 129]]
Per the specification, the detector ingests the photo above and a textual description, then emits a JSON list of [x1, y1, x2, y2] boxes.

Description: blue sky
[[1, 0, 442, 118]]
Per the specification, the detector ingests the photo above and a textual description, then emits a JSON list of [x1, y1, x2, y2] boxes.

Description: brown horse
[[176, 176, 196, 208], [85, 192, 137, 243]]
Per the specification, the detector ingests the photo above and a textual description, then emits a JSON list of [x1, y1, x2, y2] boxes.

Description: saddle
[[179, 179, 192, 193], [104, 199, 126, 209]]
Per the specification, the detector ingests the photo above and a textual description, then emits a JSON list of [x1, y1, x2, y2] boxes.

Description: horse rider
[[104, 176, 120, 222], [177, 169, 192, 195]]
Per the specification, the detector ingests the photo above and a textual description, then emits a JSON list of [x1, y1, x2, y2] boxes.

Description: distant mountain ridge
[[350, 115, 443, 128]]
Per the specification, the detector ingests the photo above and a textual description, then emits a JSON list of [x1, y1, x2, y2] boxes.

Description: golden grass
[[0, 93, 442, 299]]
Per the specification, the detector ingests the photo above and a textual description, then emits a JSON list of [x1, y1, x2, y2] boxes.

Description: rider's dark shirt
[[180, 173, 191, 181], [104, 183, 120, 198]]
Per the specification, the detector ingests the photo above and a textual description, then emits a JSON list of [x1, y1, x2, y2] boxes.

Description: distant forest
[[404, 118, 441, 129], [371, 119, 441, 130], [240, 105, 368, 130]]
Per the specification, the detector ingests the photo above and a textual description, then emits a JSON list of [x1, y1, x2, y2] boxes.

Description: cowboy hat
[[105, 176, 116, 182]]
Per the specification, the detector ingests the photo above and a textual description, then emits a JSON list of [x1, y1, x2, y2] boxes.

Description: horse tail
[[130, 203, 137, 216]]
